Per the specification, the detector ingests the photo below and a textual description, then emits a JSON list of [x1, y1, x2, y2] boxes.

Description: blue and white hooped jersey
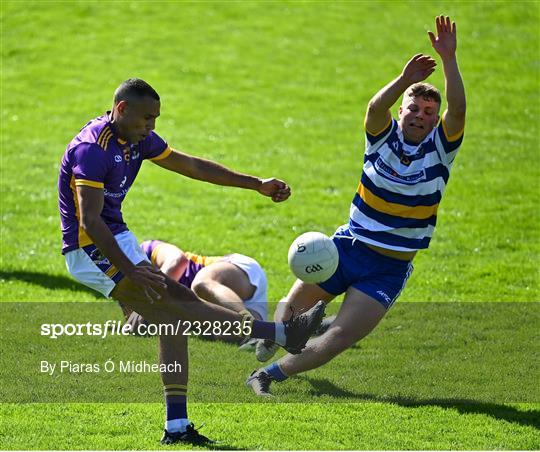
[[348, 118, 464, 251]]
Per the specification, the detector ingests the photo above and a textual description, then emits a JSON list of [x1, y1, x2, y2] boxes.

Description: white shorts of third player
[[65, 230, 150, 298], [219, 253, 268, 321]]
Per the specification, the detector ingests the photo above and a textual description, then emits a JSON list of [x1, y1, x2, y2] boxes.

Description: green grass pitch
[[1, 1, 539, 450]]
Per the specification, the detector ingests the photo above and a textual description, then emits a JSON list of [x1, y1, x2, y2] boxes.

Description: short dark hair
[[405, 82, 441, 106], [113, 78, 160, 104]]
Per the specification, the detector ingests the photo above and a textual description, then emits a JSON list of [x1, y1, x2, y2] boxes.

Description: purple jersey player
[[59, 117, 171, 255], [58, 79, 325, 445]]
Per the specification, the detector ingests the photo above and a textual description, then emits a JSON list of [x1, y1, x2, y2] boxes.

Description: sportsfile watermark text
[[40, 319, 252, 339]]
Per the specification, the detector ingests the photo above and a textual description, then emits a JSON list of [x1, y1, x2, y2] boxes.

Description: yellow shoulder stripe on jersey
[[97, 127, 112, 149], [441, 117, 464, 142], [100, 129, 113, 149], [96, 126, 110, 146], [364, 116, 392, 137], [74, 179, 104, 189], [358, 182, 438, 219], [103, 133, 113, 150], [149, 146, 172, 161], [96, 127, 106, 147]]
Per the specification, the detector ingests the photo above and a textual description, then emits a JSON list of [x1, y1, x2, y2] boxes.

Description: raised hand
[[258, 178, 291, 203], [428, 15, 457, 59], [401, 54, 437, 84]]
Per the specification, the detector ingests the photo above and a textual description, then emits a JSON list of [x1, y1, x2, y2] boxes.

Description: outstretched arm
[[428, 15, 466, 137], [365, 54, 437, 134], [153, 149, 291, 203], [152, 243, 189, 281]]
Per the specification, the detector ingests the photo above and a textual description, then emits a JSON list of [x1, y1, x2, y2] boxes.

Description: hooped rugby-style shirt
[[140, 240, 223, 288], [58, 113, 172, 254], [348, 118, 464, 251]]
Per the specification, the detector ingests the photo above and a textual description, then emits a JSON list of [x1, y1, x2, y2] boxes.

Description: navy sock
[[251, 320, 287, 345], [164, 385, 188, 432], [263, 362, 289, 382], [251, 320, 276, 341], [250, 320, 286, 345]]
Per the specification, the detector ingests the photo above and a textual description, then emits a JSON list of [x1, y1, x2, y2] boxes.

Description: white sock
[[274, 322, 286, 346], [165, 418, 189, 433]]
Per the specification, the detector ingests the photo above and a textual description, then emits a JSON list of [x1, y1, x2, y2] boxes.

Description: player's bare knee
[[191, 279, 213, 299]]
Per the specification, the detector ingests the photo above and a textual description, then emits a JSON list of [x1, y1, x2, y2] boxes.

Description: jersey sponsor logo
[[374, 156, 425, 185], [114, 155, 122, 163], [104, 188, 129, 198], [131, 150, 140, 160]]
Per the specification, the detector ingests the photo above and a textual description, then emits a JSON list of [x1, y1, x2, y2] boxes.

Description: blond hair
[[404, 82, 441, 107]]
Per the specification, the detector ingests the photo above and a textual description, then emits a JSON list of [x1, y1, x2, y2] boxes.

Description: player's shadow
[[301, 376, 540, 430], [0, 270, 99, 297], [196, 441, 243, 451]]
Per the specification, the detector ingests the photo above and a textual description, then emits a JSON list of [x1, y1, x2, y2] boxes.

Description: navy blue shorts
[[318, 226, 414, 309]]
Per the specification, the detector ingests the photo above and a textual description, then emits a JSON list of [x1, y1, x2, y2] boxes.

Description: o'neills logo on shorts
[[374, 156, 425, 185]]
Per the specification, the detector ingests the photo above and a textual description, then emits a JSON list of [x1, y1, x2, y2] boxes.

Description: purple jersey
[[140, 240, 222, 288], [58, 113, 171, 254]]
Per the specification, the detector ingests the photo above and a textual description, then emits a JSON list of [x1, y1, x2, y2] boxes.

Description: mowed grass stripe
[[0, 403, 538, 450]]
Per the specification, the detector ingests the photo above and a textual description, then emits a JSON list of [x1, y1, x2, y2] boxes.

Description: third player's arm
[[153, 243, 189, 281], [153, 149, 290, 202]]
